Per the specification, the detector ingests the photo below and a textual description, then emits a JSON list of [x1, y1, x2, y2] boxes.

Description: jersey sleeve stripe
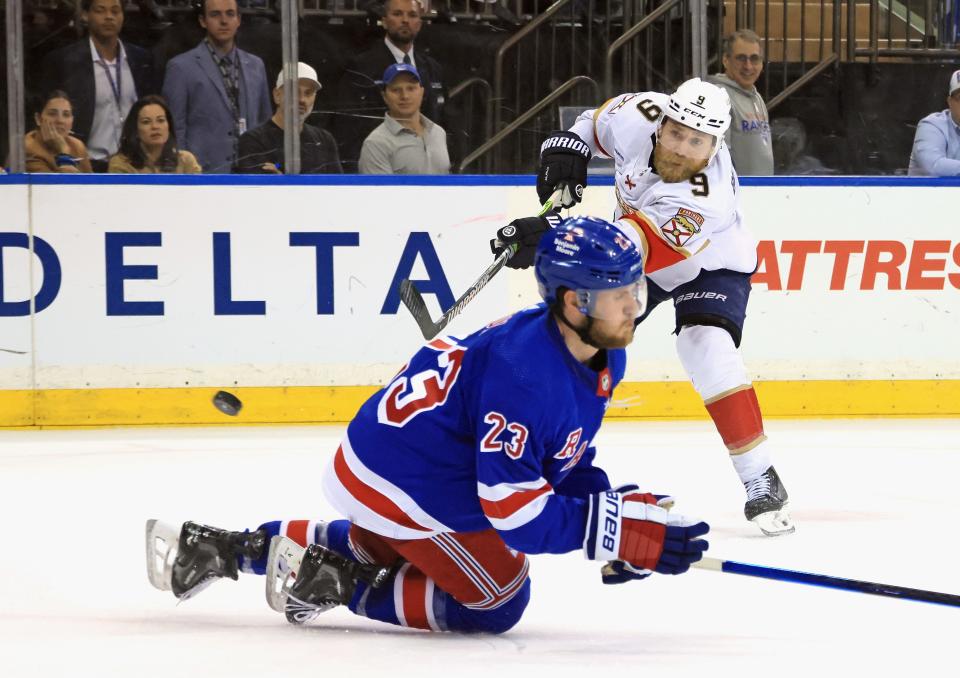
[[591, 97, 616, 158], [479, 481, 554, 519], [482, 491, 553, 531], [622, 212, 688, 272], [477, 476, 551, 501]]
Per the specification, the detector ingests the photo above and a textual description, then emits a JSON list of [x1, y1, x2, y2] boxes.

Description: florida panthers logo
[[660, 208, 704, 247]]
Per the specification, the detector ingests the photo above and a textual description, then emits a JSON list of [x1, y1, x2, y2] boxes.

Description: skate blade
[[751, 508, 796, 537], [145, 519, 180, 592], [265, 536, 305, 613]]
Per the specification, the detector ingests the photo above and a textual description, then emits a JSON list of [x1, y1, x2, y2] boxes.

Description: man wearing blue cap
[[335, 0, 445, 169], [359, 63, 450, 174]]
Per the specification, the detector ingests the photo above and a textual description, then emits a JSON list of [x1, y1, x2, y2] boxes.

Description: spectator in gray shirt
[[359, 63, 449, 175], [705, 29, 773, 175], [908, 70, 960, 176]]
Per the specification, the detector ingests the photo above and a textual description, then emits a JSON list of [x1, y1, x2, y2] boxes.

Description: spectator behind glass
[[24, 91, 94, 173], [39, 0, 157, 172], [908, 70, 960, 176], [359, 63, 449, 174], [235, 62, 342, 174], [108, 95, 201, 173], [335, 0, 446, 169], [161, 0, 272, 173], [705, 30, 773, 176]]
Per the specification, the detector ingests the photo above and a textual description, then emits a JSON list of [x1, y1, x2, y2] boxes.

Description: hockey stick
[[694, 556, 960, 608], [398, 185, 566, 340]]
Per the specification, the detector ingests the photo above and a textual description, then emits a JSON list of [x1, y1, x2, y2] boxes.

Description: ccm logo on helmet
[[541, 136, 590, 158], [680, 106, 707, 120]]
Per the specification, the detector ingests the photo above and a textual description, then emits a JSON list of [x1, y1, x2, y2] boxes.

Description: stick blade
[[399, 279, 440, 340]]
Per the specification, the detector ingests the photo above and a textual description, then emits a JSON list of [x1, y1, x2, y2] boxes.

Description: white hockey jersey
[[570, 91, 758, 291]]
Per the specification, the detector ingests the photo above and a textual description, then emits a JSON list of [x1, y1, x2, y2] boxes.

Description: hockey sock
[[349, 563, 530, 634], [239, 519, 357, 575], [704, 386, 772, 483], [730, 445, 773, 484]]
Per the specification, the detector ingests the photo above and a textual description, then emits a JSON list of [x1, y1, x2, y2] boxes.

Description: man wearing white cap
[[908, 69, 960, 176], [235, 62, 342, 174], [358, 63, 449, 174]]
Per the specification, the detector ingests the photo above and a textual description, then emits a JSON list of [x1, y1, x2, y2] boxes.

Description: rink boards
[[1, 174, 959, 427]]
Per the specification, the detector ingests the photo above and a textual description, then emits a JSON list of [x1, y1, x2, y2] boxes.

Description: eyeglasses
[[733, 54, 763, 65]]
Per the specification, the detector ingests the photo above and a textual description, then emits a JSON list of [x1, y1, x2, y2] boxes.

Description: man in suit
[[335, 0, 446, 170], [162, 0, 271, 173], [40, 0, 157, 172]]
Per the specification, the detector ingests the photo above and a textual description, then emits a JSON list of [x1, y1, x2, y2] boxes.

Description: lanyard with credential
[[97, 49, 123, 109], [205, 41, 241, 121]]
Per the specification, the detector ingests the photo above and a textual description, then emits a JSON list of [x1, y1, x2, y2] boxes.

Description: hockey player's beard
[[653, 144, 709, 183], [579, 316, 636, 350]]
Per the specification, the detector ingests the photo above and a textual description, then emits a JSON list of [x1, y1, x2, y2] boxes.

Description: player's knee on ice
[[448, 579, 531, 634]]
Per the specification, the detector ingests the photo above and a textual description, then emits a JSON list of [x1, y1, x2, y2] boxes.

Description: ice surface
[[1, 419, 957, 677]]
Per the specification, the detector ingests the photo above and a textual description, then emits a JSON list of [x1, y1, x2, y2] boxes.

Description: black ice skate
[[743, 466, 796, 536], [265, 537, 391, 625], [145, 520, 267, 600]]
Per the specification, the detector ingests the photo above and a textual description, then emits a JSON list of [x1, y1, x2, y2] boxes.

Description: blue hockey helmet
[[534, 216, 647, 318]]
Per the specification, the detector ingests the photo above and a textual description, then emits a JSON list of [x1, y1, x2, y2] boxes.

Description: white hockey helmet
[[661, 78, 732, 160]]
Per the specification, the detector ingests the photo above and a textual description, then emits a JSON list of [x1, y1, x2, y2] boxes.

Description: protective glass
[[577, 280, 648, 321]]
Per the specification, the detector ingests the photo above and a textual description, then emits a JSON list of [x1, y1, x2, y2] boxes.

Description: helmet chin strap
[[555, 306, 601, 349]]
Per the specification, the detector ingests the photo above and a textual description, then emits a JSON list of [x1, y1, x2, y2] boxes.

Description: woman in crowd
[[24, 91, 93, 173], [109, 95, 201, 174]]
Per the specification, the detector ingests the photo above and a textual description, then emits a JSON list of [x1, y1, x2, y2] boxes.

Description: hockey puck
[[212, 390, 243, 416]]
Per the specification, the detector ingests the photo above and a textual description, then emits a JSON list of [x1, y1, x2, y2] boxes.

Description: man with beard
[[493, 78, 795, 537], [235, 62, 342, 174], [334, 0, 445, 169], [146, 216, 710, 633]]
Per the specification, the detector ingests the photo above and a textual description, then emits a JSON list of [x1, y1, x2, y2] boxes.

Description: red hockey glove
[[584, 489, 709, 575]]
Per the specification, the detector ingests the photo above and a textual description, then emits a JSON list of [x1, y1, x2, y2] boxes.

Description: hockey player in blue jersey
[[146, 216, 710, 634]]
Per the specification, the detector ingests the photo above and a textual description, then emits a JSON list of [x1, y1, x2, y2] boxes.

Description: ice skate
[[145, 520, 267, 600], [743, 466, 795, 536], [265, 536, 391, 625]]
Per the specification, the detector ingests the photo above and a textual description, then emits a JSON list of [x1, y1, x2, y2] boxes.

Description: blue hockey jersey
[[322, 303, 626, 556]]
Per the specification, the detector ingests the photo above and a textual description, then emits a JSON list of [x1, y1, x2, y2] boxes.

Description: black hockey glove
[[490, 213, 562, 269], [536, 131, 592, 208]]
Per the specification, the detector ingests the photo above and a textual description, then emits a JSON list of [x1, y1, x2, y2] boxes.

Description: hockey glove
[[490, 213, 561, 269], [600, 490, 677, 584], [584, 489, 709, 575], [609, 484, 675, 511], [601, 560, 651, 585], [537, 131, 591, 208]]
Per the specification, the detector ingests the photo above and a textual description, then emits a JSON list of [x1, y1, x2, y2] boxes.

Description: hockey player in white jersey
[[493, 78, 794, 536]]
